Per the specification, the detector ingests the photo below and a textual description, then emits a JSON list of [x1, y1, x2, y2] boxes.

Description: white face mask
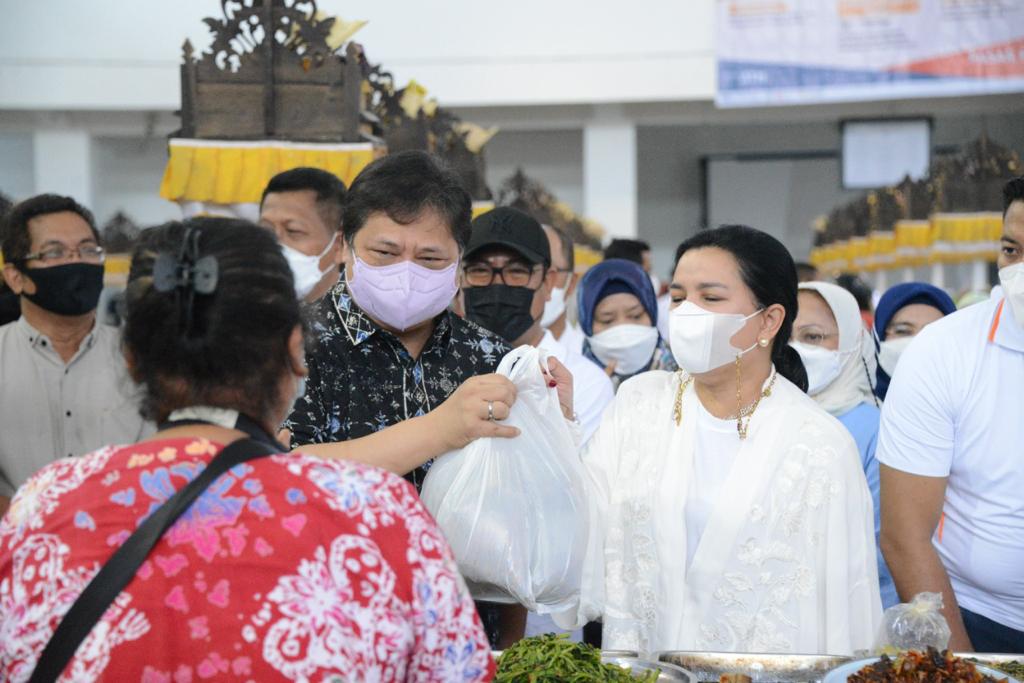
[[999, 262, 1024, 329], [790, 342, 843, 395], [282, 233, 337, 300], [669, 300, 761, 374], [587, 324, 660, 375], [878, 336, 914, 377], [541, 276, 573, 329]]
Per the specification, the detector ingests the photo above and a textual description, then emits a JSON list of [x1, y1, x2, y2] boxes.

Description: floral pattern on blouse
[[0, 438, 494, 682]]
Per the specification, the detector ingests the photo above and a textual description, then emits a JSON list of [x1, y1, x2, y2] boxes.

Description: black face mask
[[20, 262, 105, 316], [463, 284, 537, 344]]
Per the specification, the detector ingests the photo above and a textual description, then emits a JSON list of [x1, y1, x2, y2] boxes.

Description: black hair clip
[[152, 226, 219, 334]]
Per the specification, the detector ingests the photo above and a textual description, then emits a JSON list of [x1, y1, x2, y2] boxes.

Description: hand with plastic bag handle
[[876, 592, 952, 652], [420, 345, 586, 614]]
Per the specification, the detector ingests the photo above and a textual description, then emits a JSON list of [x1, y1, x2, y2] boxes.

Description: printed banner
[[716, 0, 1024, 107]]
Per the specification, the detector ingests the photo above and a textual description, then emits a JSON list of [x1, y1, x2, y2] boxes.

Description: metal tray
[[657, 651, 852, 682], [824, 656, 1021, 683], [604, 655, 697, 682], [957, 653, 1024, 668], [492, 650, 693, 681], [491, 649, 639, 658]]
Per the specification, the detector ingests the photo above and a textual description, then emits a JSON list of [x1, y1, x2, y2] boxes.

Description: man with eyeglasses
[[0, 194, 151, 515], [460, 207, 613, 443]]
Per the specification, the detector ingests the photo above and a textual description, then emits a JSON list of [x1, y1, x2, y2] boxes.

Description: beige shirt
[[0, 317, 152, 496]]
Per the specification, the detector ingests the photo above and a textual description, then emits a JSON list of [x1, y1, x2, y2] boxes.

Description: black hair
[[604, 238, 650, 266], [795, 262, 819, 282], [544, 224, 575, 271], [1, 193, 100, 263], [835, 273, 873, 313], [1004, 176, 1024, 217], [124, 217, 301, 424], [675, 224, 808, 392], [341, 150, 472, 249], [260, 167, 348, 232]]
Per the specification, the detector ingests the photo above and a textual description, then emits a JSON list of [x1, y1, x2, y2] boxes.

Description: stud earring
[[758, 338, 769, 347]]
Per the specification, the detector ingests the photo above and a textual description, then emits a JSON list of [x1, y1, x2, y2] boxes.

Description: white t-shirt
[[685, 402, 742, 569], [877, 296, 1024, 631], [539, 330, 615, 444]]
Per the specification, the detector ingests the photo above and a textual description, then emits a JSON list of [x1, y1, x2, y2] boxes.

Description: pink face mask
[[347, 254, 459, 332]]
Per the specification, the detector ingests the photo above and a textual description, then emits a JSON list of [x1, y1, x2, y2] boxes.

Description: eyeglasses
[[464, 262, 542, 288], [793, 327, 839, 346], [552, 266, 573, 278], [21, 244, 106, 265]]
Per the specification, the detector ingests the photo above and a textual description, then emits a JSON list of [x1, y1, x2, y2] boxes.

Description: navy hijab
[[874, 282, 956, 400], [577, 259, 659, 336], [577, 258, 667, 383]]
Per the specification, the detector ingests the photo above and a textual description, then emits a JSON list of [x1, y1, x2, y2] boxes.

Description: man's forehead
[[468, 246, 530, 265], [543, 226, 566, 264], [261, 189, 320, 215], [28, 211, 95, 243]]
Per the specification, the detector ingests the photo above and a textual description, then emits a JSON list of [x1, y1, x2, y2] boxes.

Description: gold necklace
[[672, 371, 694, 426], [734, 357, 777, 440], [672, 366, 777, 440]]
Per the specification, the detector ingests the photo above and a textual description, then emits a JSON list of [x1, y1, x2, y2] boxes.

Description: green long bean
[[495, 634, 660, 683]]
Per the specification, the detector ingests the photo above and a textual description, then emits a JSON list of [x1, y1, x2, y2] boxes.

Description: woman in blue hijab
[[578, 259, 677, 390], [874, 283, 957, 400]]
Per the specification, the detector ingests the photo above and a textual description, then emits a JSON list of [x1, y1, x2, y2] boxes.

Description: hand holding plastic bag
[[877, 592, 952, 651], [420, 345, 586, 613]]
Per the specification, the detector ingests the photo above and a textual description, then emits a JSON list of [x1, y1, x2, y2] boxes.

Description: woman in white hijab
[[790, 281, 895, 608], [557, 226, 881, 657]]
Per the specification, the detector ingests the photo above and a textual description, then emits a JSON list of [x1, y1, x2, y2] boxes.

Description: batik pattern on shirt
[[0, 438, 494, 682], [285, 277, 511, 490]]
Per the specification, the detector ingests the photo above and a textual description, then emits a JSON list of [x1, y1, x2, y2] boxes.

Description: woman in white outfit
[[559, 225, 881, 656]]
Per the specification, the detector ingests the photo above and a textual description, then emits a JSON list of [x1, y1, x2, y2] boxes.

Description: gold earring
[[758, 338, 769, 347]]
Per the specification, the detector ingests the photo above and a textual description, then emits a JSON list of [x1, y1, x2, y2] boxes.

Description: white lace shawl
[[558, 370, 882, 657]]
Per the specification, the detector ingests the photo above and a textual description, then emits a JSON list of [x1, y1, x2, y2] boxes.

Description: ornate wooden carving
[[178, 0, 363, 141]]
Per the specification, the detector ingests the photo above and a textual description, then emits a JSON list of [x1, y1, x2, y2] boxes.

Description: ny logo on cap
[[490, 211, 518, 238]]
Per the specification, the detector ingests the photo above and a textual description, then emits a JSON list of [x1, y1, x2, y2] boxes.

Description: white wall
[[0, 134, 35, 201], [91, 137, 182, 227], [707, 157, 858, 265], [0, 0, 715, 110], [484, 129, 584, 213]]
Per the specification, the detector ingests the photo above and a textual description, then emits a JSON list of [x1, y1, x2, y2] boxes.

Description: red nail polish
[[548, 380, 557, 388]]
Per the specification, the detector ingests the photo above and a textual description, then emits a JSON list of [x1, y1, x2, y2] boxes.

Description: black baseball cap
[[465, 207, 551, 267]]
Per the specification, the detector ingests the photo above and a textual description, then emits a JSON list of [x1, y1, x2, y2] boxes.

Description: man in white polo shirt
[[878, 176, 1024, 653]]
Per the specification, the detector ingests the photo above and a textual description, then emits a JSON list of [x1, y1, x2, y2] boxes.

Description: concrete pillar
[[33, 130, 93, 208], [583, 109, 637, 240], [971, 260, 989, 292]]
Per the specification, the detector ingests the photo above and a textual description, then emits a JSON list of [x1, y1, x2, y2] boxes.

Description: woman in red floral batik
[[0, 218, 497, 682]]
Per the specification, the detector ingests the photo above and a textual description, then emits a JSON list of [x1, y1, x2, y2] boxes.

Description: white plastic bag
[[420, 345, 587, 613], [877, 592, 952, 651]]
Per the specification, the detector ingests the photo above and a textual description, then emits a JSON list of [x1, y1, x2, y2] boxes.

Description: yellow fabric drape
[[471, 201, 495, 219], [160, 140, 377, 205]]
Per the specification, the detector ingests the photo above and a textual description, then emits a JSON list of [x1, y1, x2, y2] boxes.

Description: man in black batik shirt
[[284, 151, 510, 491]]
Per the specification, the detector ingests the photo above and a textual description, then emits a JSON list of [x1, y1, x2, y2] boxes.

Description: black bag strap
[[29, 419, 280, 683]]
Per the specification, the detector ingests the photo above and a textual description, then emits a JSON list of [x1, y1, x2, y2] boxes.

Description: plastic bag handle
[[496, 344, 554, 384]]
